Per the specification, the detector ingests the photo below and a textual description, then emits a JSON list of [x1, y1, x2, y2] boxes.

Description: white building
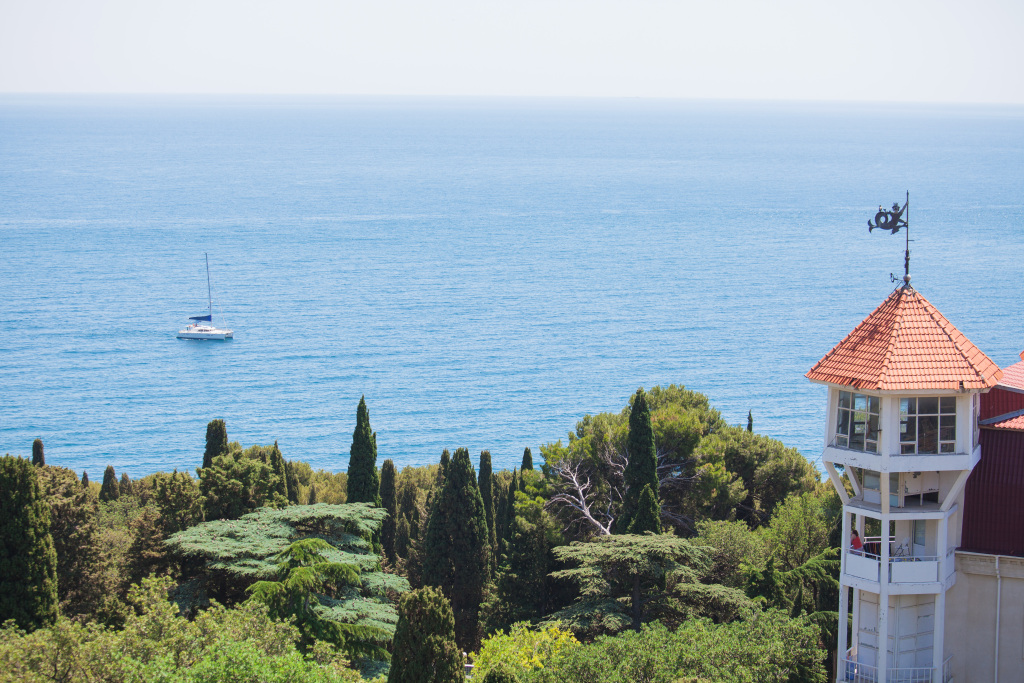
[[807, 281, 1024, 683]]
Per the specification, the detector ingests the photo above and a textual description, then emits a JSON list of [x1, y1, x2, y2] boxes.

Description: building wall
[[946, 552, 1024, 682]]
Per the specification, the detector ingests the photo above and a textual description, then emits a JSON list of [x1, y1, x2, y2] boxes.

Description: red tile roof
[[999, 358, 1024, 391], [806, 286, 1003, 391]]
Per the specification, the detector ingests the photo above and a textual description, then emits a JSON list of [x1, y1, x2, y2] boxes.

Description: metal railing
[[841, 651, 952, 683]]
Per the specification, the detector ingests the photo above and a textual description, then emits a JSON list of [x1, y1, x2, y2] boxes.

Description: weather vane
[[868, 191, 911, 285]]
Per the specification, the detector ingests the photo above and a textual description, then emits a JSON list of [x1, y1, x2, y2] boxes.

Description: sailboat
[[177, 253, 234, 340]]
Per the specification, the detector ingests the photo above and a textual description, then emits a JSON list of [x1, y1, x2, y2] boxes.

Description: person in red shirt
[[850, 529, 864, 555]]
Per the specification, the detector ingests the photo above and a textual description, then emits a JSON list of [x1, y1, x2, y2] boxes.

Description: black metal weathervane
[[868, 190, 911, 286]]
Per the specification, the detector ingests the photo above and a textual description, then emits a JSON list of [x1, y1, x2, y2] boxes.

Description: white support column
[[825, 461, 850, 505], [879, 513, 890, 683], [841, 509, 850, 575], [851, 587, 860, 657], [933, 516, 949, 676], [838, 583, 849, 682]]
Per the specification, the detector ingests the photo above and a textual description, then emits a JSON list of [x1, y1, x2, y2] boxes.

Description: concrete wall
[[947, 552, 1024, 682]]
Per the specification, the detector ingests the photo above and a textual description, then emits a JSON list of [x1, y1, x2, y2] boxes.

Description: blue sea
[[1, 96, 1022, 478]]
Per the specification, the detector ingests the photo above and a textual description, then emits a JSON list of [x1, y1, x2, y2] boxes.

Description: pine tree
[[478, 451, 496, 566], [99, 465, 120, 502], [203, 419, 229, 469], [618, 388, 659, 533], [521, 447, 533, 471], [438, 449, 451, 483], [627, 484, 662, 534], [32, 439, 45, 467], [285, 461, 300, 504], [81, 471, 89, 488], [267, 441, 289, 501], [388, 586, 465, 683], [0, 455, 58, 631], [396, 514, 412, 560], [308, 483, 319, 505], [501, 469, 518, 544], [422, 447, 490, 651], [747, 410, 754, 433], [381, 459, 398, 565], [347, 396, 381, 506], [119, 472, 132, 497]]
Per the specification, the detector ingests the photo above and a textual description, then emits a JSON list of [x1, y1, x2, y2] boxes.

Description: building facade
[[807, 282, 1024, 683]]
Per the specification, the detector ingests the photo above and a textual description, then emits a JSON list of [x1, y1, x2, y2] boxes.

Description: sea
[[1, 95, 1022, 479]]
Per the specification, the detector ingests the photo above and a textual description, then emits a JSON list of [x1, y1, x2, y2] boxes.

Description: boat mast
[[205, 252, 213, 321]]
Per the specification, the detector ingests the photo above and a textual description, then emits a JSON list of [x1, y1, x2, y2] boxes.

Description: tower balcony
[[842, 542, 957, 595], [822, 440, 980, 474], [840, 648, 953, 683]]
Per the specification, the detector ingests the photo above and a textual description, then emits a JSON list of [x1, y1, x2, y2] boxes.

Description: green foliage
[[100, 465, 120, 502], [267, 442, 289, 502], [308, 484, 320, 505], [618, 389, 659, 533], [473, 623, 579, 681], [286, 461, 301, 505], [664, 581, 759, 626], [81, 471, 89, 488], [388, 586, 465, 683], [422, 447, 490, 651], [120, 472, 133, 497], [32, 439, 44, 467], [694, 519, 767, 587], [153, 470, 205, 535], [247, 539, 390, 660], [199, 446, 287, 521], [763, 488, 836, 571], [0, 576, 362, 683], [204, 419, 229, 470], [626, 485, 662, 535], [380, 460, 398, 565], [0, 455, 58, 631], [346, 397, 381, 506], [547, 534, 707, 637], [747, 410, 753, 432], [478, 451, 497, 565], [526, 611, 826, 683], [481, 667, 520, 683], [521, 448, 533, 471]]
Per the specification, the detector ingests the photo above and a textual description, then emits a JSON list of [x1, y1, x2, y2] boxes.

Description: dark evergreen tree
[[381, 459, 398, 565], [203, 419, 229, 469], [501, 469, 518, 544], [308, 483, 318, 505], [285, 461, 300, 504], [81, 471, 89, 488], [396, 514, 412, 560], [267, 441, 288, 501], [99, 465, 120, 502], [482, 498, 552, 633], [32, 439, 44, 467], [478, 450, 496, 566], [747, 410, 754, 433], [482, 667, 519, 683], [119, 472, 132, 497], [627, 484, 662, 535], [521, 447, 533, 471], [618, 388, 659, 533], [437, 449, 451, 483], [388, 586, 465, 683], [0, 455, 58, 630], [346, 396, 381, 506], [422, 447, 490, 651]]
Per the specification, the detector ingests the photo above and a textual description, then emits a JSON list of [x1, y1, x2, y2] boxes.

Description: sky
[[1, 0, 1023, 103]]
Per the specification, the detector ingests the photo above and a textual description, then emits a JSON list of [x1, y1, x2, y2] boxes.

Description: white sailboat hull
[[177, 325, 233, 340]]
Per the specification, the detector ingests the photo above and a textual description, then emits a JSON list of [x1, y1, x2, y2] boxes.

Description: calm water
[[1, 96, 1022, 478]]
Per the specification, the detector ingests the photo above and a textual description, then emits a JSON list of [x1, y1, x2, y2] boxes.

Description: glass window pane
[[866, 440, 877, 453], [839, 391, 852, 409], [868, 396, 880, 414], [837, 410, 850, 437], [837, 435, 848, 448], [940, 415, 956, 443], [940, 397, 956, 414], [867, 414, 879, 442], [918, 415, 939, 453], [901, 443, 916, 454], [919, 397, 939, 414], [854, 394, 867, 412], [864, 471, 880, 490], [913, 520, 926, 547], [940, 442, 955, 453], [902, 398, 916, 415], [850, 428, 865, 451], [901, 416, 916, 442]]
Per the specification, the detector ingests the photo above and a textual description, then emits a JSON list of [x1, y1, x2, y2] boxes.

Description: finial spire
[[867, 191, 910, 285]]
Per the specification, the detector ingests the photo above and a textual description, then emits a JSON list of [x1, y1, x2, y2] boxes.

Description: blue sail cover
[[189, 315, 212, 321]]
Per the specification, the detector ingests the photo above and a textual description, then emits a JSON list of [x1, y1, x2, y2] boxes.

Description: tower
[[807, 283, 1002, 683]]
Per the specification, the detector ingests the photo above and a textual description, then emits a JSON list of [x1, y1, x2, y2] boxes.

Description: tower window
[[900, 397, 956, 454], [836, 391, 879, 452]]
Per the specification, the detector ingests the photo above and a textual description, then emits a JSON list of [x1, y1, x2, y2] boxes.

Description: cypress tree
[[0, 455, 58, 630], [422, 447, 490, 651], [381, 459, 398, 565], [307, 483, 318, 505], [119, 472, 132, 497], [396, 514, 412, 560], [203, 419, 229, 469], [618, 388, 659, 533], [627, 484, 662, 534], [285, 461, 300, 504], [502, 469, 518, 544], [32, 439, 45, 467], [388, 586, 465, 683], [346, 396, 381, 506], [268, 441, 288, 501], [521, 447, 533, 471], [438, 449, 451, 482], [478, 451, 496, 565], [747, 410, 754, 433], [99, 465, 120, 502], [81, 471, 89, 488]]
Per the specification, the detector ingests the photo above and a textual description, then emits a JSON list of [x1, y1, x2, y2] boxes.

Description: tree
[[81, 471, 89, 488], [474, 623, 578, 681], [747, 410, 754, 432], [521, 447, 533, 471], [617, 388, 659, 533], [153, 470, 205, 535], [547, 534, 707, 636], [99, 465, 120, 502], [119, 472, 133, 497], [204, 419, 229, 469], [267, 442, 289, 502], [285, 461, 301, 504], [380, 459, 398, 565], [346, 397, 380, 506], [478, 451, 497, 564], [0, 455, 58, 630], [421, 447, 490, 651], [32, 439, 44, 467], [438, 449, 450, 483], [387, 586, 465, 683], [248, 539, 390, 659], [199, 447, 287, 521], [308, 484, 319, 505], [626, 485, 661, 535]]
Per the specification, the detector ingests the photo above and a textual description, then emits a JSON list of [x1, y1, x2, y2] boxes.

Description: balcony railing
[[844, 543, 954, 586], [841, 652, 953, 683]]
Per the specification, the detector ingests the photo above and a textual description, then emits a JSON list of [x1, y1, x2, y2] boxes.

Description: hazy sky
[[2, 0, 1022, 103]]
